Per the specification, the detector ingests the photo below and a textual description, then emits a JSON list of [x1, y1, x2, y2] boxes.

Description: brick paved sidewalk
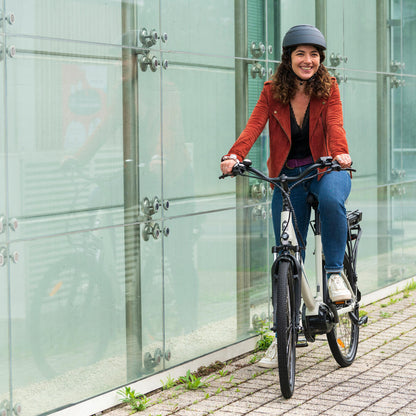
[[104, 288, 416, 416]]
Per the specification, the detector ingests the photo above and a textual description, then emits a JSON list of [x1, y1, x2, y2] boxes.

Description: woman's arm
[[325, 80, 351, 167], [224, 83, 271, 162]]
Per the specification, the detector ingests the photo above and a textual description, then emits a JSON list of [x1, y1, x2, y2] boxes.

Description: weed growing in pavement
[[255, 321, 274, 351], [405, 279, 416, 291], [380, 311, 392, 318], [403, 280, 416, 298], [218, 369, 229, 377], [161, 374, 176, 390], [117, 386, 149, 413], [383, 296, 399, 307], [249, 354, 259, 364], [179, 370, 209, 390]]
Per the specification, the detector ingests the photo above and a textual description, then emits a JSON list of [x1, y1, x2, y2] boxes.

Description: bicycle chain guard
[[302, 302, 337, 342]]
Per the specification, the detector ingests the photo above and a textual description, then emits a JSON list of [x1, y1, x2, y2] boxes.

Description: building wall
[[0, 1, 415, 415]]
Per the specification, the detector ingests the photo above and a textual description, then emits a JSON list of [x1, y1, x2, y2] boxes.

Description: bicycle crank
[[302, 303, 337, 342]]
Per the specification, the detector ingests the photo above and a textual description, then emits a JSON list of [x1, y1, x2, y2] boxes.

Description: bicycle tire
[[326, 254, 359, 367], [274, 260, 297, 398]]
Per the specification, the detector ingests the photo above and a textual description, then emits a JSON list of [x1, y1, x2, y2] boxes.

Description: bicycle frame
[[276, 200, 357, 319]]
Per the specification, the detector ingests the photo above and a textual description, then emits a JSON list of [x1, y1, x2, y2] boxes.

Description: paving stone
[[102, 290, 416, 416]]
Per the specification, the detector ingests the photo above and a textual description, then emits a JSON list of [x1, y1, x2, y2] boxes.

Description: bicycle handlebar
[[219, 156, 355, 188]]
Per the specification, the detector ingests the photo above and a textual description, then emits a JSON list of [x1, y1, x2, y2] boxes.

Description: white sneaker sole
[[257, 360, 278, 369], [329, 293, 352, 302]]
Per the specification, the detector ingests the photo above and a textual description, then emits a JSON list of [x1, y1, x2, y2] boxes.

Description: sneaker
[[258, 337, 278, 368], [328, 273, 352, 302]]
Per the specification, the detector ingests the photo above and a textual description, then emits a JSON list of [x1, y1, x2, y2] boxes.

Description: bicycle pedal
[[334, 299, 352, 307], [296, 338, 308, 348]]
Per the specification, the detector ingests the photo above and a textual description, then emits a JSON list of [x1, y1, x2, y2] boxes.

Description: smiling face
[[290, 45, 320, 81]]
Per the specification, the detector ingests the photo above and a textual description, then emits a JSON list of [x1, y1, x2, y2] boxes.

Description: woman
[[220, 25, 352, 367]]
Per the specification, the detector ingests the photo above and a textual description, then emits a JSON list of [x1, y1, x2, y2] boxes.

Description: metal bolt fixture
[[391, 169, 406, 179], [139, 53, 159, 72], [13, 403, 22, 416], [390, 76, 405, 88], [330, 70, 347, 84], [142, 223, 161, 241], [7, 45, 16, 58], [0, 248, 19, 266], [251, 183, 266, 201], [9, 217, 18, 231], [0, 11, 15, 26], [142, 197, 161, 217], [139, 28, 159, 48], [251, 206, 267, 221], [251, 62, 266, 79], [250, 41, 266, 59], [0, 400, 8, 416], [139, 53, 168, 72], [329, 53, 347, 67], [6, 12, 15, 25], [10, 251, 19, 264], [390, 60, 405, 73], [0, 248, 7, 267], [139, 28, 168, 48]]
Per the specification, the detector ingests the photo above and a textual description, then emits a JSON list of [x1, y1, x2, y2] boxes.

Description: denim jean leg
[[310, 170, 351, 272], [271, 165, 313, 261]]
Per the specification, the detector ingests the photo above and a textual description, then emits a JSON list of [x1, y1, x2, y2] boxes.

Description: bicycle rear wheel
[[327, 254, 359, 367], [274, 260, 296, 398]]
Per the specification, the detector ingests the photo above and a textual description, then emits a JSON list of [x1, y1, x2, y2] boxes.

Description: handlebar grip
[[219, 161, 247, 179]]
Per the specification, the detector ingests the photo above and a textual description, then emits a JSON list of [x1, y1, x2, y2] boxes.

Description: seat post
[[307, 194, 320, 235]]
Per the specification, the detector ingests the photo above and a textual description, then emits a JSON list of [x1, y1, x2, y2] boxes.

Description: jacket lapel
[[271, 101, 291, 142], [309, 96, 326, 137], [271, 96, 326, 142]]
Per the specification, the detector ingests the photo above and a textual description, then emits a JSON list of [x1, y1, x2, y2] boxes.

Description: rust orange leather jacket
[[227, 78, 349, 178]]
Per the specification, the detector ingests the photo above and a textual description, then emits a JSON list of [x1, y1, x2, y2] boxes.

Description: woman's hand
[[334, 153, 352, 168], [220, 159, 238, 176]]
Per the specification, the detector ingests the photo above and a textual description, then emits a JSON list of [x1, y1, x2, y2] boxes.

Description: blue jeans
[[271, 164, 351, 273]]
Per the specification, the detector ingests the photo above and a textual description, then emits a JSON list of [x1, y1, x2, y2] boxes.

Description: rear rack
[[347, 209, 362, 227]]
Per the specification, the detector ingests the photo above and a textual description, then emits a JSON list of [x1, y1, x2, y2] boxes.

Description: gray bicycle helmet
[[282, 24, 326, 50]]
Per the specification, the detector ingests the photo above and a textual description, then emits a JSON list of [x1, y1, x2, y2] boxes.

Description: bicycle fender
[[271, 254, 302, 281]]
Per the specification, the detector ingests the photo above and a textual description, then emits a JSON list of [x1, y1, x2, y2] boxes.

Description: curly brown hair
[[271, 46, 332, 104]]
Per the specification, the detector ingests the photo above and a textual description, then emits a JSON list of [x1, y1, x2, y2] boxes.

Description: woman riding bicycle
[[220, 25, 352, 367]]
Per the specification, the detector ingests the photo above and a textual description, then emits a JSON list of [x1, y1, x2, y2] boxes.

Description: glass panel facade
[[1, 1, 416, 414]]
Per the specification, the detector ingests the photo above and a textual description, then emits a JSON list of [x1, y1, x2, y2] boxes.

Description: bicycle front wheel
[[327, 254, 359, 367], [274, 260, 297, 398]]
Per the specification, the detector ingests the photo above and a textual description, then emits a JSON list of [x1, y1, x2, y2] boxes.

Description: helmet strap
[[291, 68, 318, 86]]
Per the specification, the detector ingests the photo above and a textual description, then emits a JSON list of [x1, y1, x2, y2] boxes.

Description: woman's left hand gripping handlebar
[[334, 153, 352, 168]]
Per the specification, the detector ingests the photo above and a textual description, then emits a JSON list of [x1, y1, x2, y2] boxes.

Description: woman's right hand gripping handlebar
[[220, 159, 238, 177]]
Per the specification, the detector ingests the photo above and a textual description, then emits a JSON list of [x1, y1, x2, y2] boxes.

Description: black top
[[287, 103, 312, 160]]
